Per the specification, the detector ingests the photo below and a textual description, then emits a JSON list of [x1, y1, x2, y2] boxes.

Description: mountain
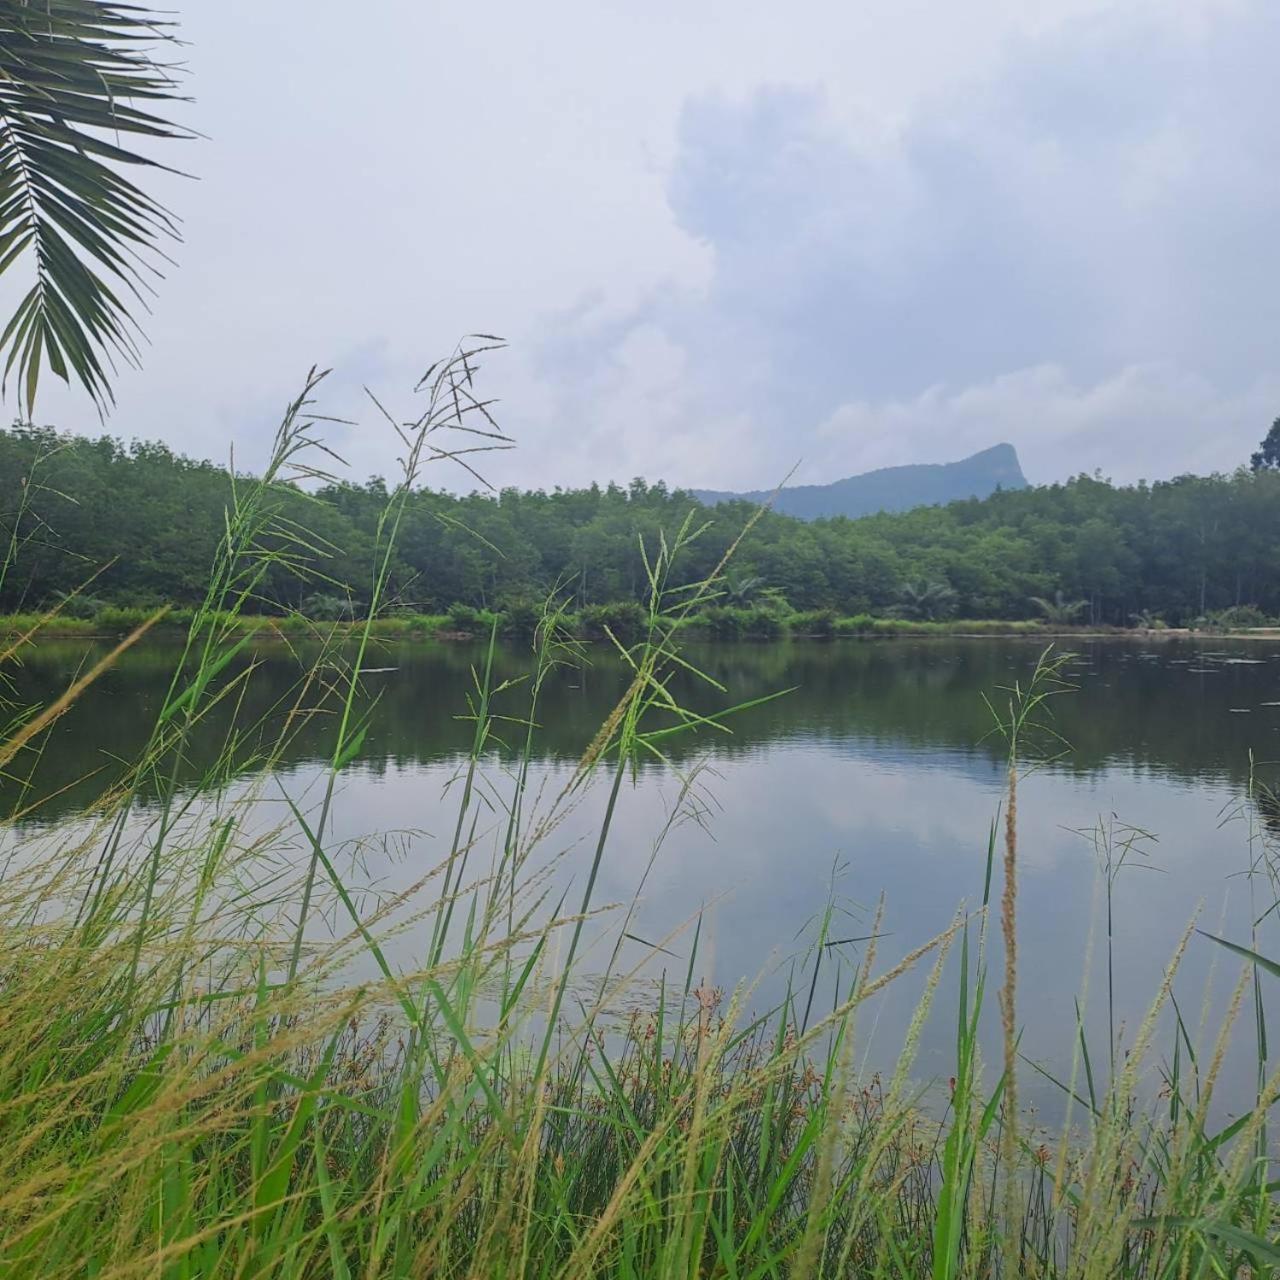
[[690, 443, 1028, 521]]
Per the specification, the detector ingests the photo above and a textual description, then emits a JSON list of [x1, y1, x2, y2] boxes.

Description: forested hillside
[[1, 423, 1277, 625]]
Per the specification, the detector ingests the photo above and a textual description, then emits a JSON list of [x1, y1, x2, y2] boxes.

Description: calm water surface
[[9, 635, 1280, 1117]]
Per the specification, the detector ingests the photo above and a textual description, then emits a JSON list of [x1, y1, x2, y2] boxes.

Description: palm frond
[[0, 0, 189, 412]]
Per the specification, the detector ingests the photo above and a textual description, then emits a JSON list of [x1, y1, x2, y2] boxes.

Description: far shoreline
[[5, 611, 1277, 646]]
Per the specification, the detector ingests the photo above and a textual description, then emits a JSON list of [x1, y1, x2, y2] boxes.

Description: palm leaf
[[0, 0, 189, 412]]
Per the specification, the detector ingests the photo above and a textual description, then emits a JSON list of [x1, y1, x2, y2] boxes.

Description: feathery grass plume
[[1075, 814, 1161, 1080], [1069, 918, 1197, 1278], [980, 645, 1075, 1277], [285, 337, 513, 984]]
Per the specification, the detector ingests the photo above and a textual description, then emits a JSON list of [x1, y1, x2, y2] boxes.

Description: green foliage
[[692, 605, 788, 641], [6, 425, 1280, 629], [1251, 417, 1280, 472], [499, 599, 542, 641], [301, 592, 353, 622], [833, 615, 1041, 638], [1205, 604, 1273, 631], [835, 613, 881, 636], [51, 589, 103, 620], [756, 584, 792, 616], [1029, 590, 1088, 625], [445, 602, 495, 637], [0, 2, 190, 412], [893, 579, 959, 621], [94, 604, 158, 631], [740, 605, 786, 639], [703, 605, 749, 641], [578, 600, 647, 643], [791, 607, 837, 638], [722, 571, 766, 604]]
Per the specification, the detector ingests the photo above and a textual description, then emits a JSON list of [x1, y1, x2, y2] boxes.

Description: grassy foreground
[[1, 357, 1277, 1278]]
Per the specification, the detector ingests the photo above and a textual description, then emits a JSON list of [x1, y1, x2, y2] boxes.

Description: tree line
[[2, 422, 1279, 627]]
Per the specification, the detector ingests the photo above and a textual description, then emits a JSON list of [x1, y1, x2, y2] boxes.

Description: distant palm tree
[[892, 580, 958, 621], [1029, 590, 1087, 625], [723, 573, 766, 606], [0, 2, 189, 412]]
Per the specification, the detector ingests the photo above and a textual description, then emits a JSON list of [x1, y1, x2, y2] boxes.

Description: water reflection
[[8, 636, 1280, 822], [6, 634, 1280, 1117]]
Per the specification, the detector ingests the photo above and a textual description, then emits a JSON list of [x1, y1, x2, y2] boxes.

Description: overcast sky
[[23, 0, 1280, 491]]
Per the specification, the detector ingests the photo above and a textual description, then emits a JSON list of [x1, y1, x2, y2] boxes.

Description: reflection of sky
[[300, 732, 1269, 1124], [9, 637, 1280, 1125]]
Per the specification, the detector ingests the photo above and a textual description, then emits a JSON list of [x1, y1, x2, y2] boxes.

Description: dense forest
[[1, 422, 1278, 627]]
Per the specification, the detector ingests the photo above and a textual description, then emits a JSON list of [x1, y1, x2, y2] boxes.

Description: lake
[[7, 633, 1280, 1120]]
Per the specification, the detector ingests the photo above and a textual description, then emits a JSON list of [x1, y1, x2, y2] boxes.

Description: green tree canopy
[[1251, 417, 1280, 472], [6, 423, 1280, 628]]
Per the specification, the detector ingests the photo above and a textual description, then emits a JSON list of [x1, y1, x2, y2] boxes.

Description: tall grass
[[0, 353, 1276, 1277]]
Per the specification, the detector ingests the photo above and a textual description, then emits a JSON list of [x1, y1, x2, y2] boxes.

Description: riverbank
[[0, 604, 1193, 642], [6, 603, 1276, 645]]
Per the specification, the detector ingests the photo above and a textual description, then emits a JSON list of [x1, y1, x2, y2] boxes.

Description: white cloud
[[10, 0, 1278, 494], [522, 0, 1280, 489]]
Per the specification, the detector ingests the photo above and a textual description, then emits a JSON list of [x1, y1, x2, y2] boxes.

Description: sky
[[20, 0, 1280, 492]]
